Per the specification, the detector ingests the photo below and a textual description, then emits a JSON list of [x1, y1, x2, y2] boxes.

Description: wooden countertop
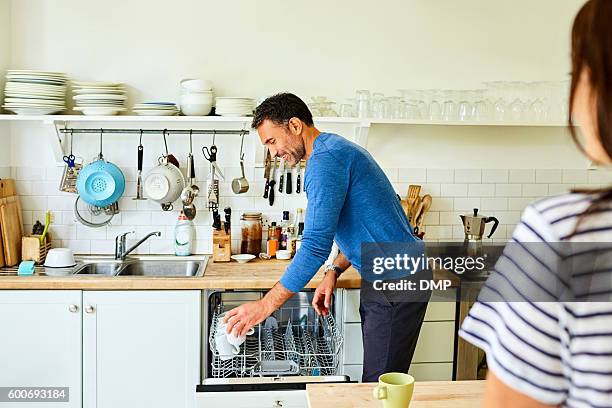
[[306, 380, 485, 408], [0, 258, 458, 291], [0, 258, 362, 290]]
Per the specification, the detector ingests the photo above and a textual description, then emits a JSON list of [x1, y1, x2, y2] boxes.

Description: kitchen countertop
[[0, 257, 460, 290], [306, 380, 485, 408], [0, 258, 362, 290]]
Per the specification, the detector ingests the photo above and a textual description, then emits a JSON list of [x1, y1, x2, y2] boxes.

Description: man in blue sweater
[[224, 93, 428, 381]]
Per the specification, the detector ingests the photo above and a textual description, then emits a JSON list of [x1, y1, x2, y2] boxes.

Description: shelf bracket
[[353, 121, 371, 148], [43, 119, 66, 164]]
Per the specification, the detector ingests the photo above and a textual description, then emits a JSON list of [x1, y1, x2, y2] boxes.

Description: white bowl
[[231, 254, 256, 264], [180, 78, 213, 92], [181, 103, 212, 116], [44, 248, 76, 268], [180, 93, 214, 104], [276, 250, 292, 260]]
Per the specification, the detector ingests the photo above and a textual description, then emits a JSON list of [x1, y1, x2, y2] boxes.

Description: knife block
[[212, 223, 231, 262]]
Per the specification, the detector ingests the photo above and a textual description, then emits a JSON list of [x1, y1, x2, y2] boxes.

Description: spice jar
[[240, 212, 262, 255]]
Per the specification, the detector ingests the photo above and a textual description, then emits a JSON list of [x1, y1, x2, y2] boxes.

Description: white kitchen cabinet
[[0, 290, 82, 408], [82, 290, 201, 408], [339, 289, 456, 382]]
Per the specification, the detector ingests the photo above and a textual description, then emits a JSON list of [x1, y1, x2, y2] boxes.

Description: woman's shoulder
[[521, 191, 612, 241]]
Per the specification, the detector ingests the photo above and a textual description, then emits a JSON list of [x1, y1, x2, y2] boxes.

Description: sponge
[[18, 261, 35, 276]]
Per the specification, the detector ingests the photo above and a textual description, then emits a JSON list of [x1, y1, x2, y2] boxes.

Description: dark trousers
[[359, 280, 429, 382]]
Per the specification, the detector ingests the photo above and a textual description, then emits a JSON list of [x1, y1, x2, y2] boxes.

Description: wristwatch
[[324, 264, 343, 277]]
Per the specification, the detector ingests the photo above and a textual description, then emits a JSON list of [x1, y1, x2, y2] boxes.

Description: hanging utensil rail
[[59, 128, 248, 135]]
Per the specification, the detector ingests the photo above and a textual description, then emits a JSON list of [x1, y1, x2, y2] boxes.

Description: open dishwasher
[[196, 290, 349, 407]]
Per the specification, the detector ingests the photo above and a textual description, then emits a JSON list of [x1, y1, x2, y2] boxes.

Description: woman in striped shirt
[[460, 1, 612, 407]]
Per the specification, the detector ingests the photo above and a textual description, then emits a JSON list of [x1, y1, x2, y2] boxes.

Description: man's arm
[[224, 282, 294, 337]]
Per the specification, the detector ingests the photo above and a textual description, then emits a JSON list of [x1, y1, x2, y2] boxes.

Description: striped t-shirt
[[460, 192, 612, 408]]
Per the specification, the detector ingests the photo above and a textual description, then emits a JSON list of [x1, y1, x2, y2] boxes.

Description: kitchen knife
[[224, 207, 231, 234], [263, 149, 272, 199], [278, 158, 285, 193], [212, 208, 221, 230], [296, 161, 302, 194], [268, 157, 278, 206], [285, 164, 292, 194]]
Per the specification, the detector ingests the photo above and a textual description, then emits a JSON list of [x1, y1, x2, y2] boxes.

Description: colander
[[76, 158, 125, 207]]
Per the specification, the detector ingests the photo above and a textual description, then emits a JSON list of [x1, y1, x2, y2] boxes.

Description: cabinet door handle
[[85, 305, 95, 314], [68, 304, 79, 313]]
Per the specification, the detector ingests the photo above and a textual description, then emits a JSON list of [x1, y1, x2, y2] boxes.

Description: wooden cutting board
[[0, 196, 23, 267], [0, 179, 16, 199], [0, 180, 18, 266]]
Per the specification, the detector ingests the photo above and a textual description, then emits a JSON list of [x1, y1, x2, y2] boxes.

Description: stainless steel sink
[[117, 260, 205, 277], [73, 256, 208, 277], [74, 261, 125, 276]]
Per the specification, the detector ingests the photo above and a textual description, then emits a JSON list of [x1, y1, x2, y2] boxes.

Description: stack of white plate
[[71, 81, 126, 116], [132, 102, 178, 116], [215, 97, 255, 117], [2, 70, 67, 115]]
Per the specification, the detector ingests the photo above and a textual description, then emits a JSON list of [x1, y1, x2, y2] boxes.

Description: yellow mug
[[372, 372, 415, 408]]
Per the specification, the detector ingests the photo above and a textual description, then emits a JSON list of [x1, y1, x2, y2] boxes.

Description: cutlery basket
[[21, 234, 52, 264]]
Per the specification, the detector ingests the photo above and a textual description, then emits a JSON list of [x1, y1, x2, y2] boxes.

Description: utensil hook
[[212, 130, 216, 146], [98, 128, 103, 160], [162, 129, 169, 156], [189, 129, 193, 154], [239, 132, 245, 160], [138, 129, 143, 146], [69, 129, 74, 156]]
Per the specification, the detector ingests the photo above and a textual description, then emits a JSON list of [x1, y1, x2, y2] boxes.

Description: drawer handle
[[85, 305, 95, 314], [272, 401, 283, 408], [68, 304, 79, 313]]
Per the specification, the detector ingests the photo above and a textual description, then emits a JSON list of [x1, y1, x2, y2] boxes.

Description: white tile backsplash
[[10, 166, 609, 252], [482, 169, 508, 183], [562, 169, 589, 184], [453, 169, 482, 183], [509, 169, 535, 183]]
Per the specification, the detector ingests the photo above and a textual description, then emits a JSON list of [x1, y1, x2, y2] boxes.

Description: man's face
[[257, 119, 306, 166]]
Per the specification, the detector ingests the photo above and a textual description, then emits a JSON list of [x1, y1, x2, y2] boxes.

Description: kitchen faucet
[[115, 231, 162, 260]]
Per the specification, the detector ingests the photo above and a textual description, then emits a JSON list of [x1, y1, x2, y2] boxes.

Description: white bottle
[[174, 211, 194, 256]]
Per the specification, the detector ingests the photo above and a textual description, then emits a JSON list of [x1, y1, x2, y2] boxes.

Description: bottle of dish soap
[[174, 211, 194, 256]]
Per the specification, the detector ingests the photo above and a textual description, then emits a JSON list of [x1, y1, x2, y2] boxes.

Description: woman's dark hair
[[568, 0, 612, 237], [251, 93, 314, 129]]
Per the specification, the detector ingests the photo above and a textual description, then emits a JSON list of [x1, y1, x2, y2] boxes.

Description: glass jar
[[240, 212, 262, 255]]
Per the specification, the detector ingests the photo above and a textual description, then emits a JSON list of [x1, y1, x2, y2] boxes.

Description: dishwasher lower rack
[[209, 307, 343, 378]]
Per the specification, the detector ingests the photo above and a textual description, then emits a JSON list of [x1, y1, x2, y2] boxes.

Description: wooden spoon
[[406, 184, 421, 214], [416, 194, 433, 230]]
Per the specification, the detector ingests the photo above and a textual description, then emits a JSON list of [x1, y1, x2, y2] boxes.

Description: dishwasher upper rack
[[209, 306, 343, 378]]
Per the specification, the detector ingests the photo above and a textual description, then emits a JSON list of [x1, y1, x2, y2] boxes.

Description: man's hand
[[223, 299, 273, 337], [312, 271, 337, 316], [223, 282, 294, 337]]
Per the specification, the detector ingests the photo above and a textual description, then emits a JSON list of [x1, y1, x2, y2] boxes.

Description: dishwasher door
[[196, 376, 349, 408]]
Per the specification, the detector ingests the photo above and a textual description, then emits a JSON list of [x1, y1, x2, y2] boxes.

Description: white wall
[[4, 0, 588, 169]]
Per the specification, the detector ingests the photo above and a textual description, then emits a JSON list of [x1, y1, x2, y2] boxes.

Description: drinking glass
[[457, 90, 473, 121], [429, 90, 443, 121], [442, 90, 457, 121], [356, 90, 371, 118], [472, 90, 489, 121]]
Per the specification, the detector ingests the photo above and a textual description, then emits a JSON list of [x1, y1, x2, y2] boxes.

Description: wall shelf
[[0, 114, 568, 164]]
